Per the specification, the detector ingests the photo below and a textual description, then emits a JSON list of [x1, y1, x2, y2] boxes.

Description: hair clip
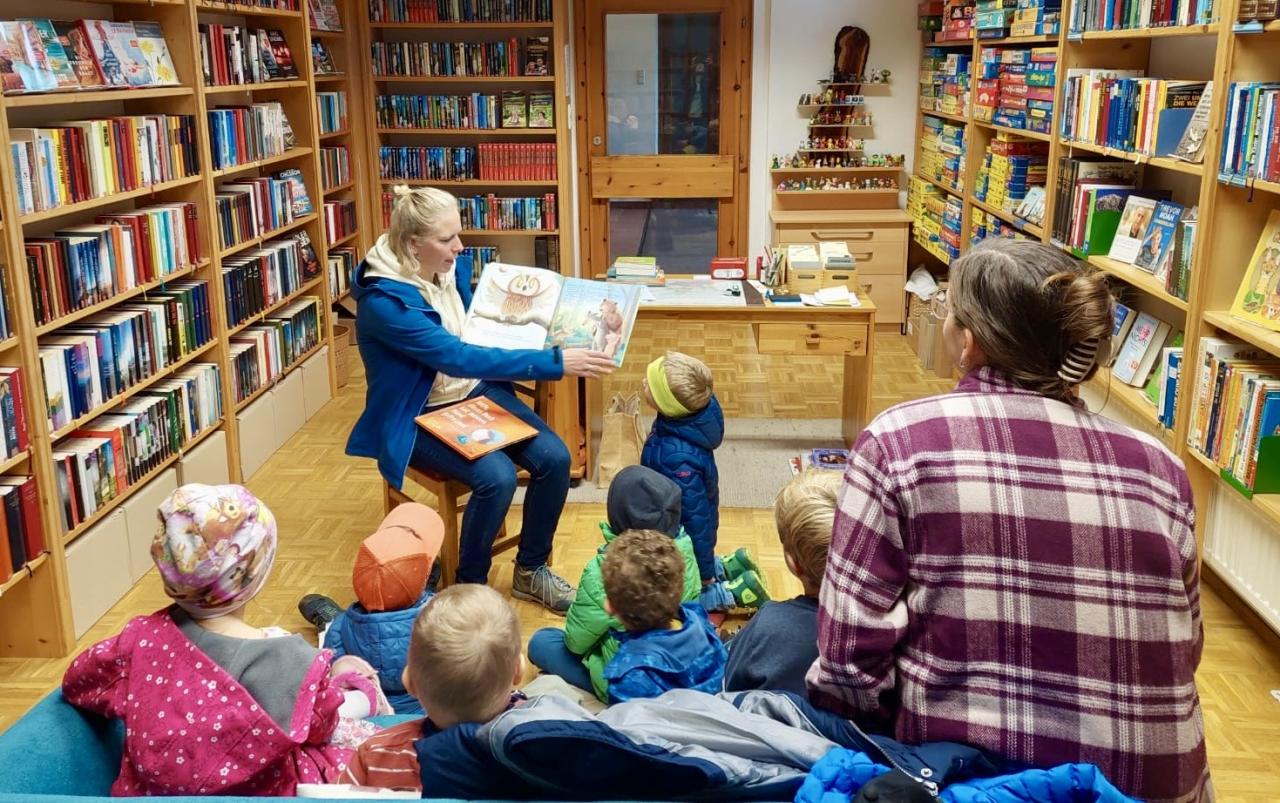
[[1058, 337, 1104, 385]]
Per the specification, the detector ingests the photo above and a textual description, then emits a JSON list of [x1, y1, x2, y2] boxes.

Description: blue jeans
[[409, 382, 570, 584], [527, 627, 594, 693]]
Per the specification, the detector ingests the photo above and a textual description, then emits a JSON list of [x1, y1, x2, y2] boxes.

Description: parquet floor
[[1, 326, 1277, 800]]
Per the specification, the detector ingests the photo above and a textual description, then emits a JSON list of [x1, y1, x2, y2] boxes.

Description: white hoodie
[[364, 233, 478, 406]]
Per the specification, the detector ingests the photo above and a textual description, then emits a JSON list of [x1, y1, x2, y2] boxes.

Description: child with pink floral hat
[[63, 483, 387, 797]]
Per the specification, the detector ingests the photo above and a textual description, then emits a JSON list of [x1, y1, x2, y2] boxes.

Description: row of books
[[378, 143, 557, 182], [38, 280, 214, 432], [374, 90, 554, 130], [1110, 304, 1182, 397], [317, 91, 348, 134], [0, 19, 178, 95], [229, 298, 323, 401], [0, 369, 30, 461], [457, 194, 557, 231], [907, 175, 962, 263], [919, 116, 965, 193], [52, 363, 221, 531], [324, 200, 357, 245], [1220, 82, 1280, 185], [10, 115, 199, 216], [974, 47, 1056, 134], [0, 275, 12, 340], [919, 48, 970, 117], [460, 246, 499, 275], [366, 0, 553, 23], [222, 232, 320, 328], [1186, 336, 1278, 492], [1238, 2, 1280, 22], [0, 475, 44, 579], [1060, 73, 1211, 162], [973, 0, 1061, 39], [198, 24, 297, 88], [215, 171, 313, 251], [26, 203, 201, 328], [531, 237, 558, 271], [327, 246, 356, 299], [1067, 0, 1215, 31], [971, 207, 1037, 245], [320, 145, 351, 190], [208, 102, 296, 172], [370, 37, 549, 78], [974, 135, 1049, 222]]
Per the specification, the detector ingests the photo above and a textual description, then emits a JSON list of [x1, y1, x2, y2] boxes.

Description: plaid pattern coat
[[808, 367, 1210, 803]]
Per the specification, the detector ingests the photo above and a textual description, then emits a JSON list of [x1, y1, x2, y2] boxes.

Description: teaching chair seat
[[383, 381, 551, 588]]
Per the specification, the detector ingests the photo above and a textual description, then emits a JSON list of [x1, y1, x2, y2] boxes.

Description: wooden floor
[[1, 328, 1278, 799]]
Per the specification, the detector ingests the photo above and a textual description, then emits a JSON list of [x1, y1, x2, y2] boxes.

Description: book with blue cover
[[1134, 200, 1184, 275]]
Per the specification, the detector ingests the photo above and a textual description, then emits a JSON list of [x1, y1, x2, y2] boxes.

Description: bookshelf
[[0, 0, 341, 656], [912, 2, 1280, 607]]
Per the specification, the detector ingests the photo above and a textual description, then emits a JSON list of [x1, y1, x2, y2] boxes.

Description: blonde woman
[[346, 186, 614, 613]]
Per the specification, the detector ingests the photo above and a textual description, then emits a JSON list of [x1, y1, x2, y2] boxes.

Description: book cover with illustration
[[51, 20, 102, 88], [528, 90, 554, 128], [415, 396, 537, 460], [311, 41, 337, 74], [462, 263, 641, 367], [1230, 210, 1280, 333], [808, 448, 850, 470], [103, 22, 154, 87], [0, 20, 57, 93], [501, 90, 528, 127], [24, 19, 79, 90], [131, 21, 178, 86], [78, 19, 128, 87], [275, 168, 313, 216], [1134, 200, 1184, 275], [1108, 196, 1159, 264], [524, 36, 549, 76], [308, 0, 343, 32], [266, 30, 297, 78]]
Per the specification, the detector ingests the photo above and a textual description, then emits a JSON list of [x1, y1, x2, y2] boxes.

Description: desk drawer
[[757, 323, 868, 356], [843, 242, 908, 276], [776, 222, 908, 245], [865, 275, 905, 324]]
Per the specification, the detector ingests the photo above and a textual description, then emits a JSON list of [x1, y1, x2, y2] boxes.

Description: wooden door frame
[[573, 0, 752, 277]]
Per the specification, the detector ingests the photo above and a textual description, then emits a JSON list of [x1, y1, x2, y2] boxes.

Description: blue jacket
[[603, 602, 727, 704], [345, 254, 565, 488], [640, 395, 723, 576], [322, 591, 432, 715]]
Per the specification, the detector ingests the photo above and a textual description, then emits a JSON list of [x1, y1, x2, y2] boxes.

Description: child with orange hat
[[300, 502, 445, 715]]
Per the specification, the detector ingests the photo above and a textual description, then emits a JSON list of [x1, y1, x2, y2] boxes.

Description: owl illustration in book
[[475, 265, 556, 327]]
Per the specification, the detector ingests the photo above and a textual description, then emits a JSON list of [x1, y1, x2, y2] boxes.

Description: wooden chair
[[383, 382, 551, 589]]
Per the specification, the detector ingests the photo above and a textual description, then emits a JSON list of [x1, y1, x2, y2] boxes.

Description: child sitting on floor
[[341, 584, 527, 791], [300, 503, 445, 715], [600, 529, 728, 704], [530, 465, 761, 702], [723, 470, 841, 696], [62, 484, 387, 797], [641, 351, 768, 607]]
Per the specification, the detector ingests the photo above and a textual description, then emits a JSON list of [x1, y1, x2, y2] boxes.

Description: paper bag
[[597, 392, 644, 488]]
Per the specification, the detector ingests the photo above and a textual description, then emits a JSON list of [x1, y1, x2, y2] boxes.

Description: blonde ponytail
[[387, 185, 458, 275]]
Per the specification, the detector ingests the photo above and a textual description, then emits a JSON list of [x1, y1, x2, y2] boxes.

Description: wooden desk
[[582, 282, 877, 478]]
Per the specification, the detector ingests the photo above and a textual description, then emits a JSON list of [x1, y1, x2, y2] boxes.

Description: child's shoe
[[724, 570, 769, 609], [719, 547, 759, 581]]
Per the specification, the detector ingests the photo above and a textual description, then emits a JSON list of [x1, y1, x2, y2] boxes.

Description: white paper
[[641, 279, 746, 307]]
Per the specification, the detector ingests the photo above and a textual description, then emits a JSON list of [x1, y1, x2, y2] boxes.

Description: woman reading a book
[[346, 186, 615, 614], [807, 239, 1209, 803]]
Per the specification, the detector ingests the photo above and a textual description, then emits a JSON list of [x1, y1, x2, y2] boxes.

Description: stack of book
[[215, 170, 313, 250], [919, 116, 965, 192], [974, 134, 1049, 218], [1068, 0, 1216, 31], [477, 143, 558, 181], [370, 38, 544, 78], [366, 0, 553, 23], [323, 200, 357, 245], [0, 474, 44, 579], [320, 145, 351, 190], [208, 102, 295, 171], [1221, 82, 1280, 184], [327, 246, 356, 300], [975, 47, 1057, 134], [380, 145, 477, 181], [0, 19, 179, 95], [939, 0, 977, 41], [455, 194, 556, 232], [919, 48, 971, 116], [1011, 0, 1062, 36], [1187, 336, 1280, 490], [607, 256, 663, 285], [229, 297, 323, 401], [1061, 75, 1210, 159], [1051, 157, 1142, 252], [223, 231, 319, 328], [317, 91, 347, 134], [198, 25, 297, 87]]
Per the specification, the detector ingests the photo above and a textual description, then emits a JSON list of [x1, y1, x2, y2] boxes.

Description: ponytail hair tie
[[1058, 337, 1104, 385]]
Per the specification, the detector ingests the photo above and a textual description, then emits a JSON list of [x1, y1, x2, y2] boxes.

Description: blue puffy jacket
[[323, 591, 432, 715], [345, 245, 565, 488], [603, 602, 727, 705], [640, 395, 723, 580]]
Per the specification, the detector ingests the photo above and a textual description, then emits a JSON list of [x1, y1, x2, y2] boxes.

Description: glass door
[[577, 0, 751, 276]]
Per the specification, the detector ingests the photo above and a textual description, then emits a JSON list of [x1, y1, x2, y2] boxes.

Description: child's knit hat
[[606, 465, 681, 538], [353, 503, 444, 611], [152, 484, 277, 620]]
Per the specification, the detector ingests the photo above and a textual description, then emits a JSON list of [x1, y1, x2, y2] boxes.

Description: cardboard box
[[237, 392, 278, 480], [301, 347, 332, 421], [178, 430, 230, 488], [272, 369, 306, 448], [66, 510, 131, 637], [121, 469, 180, 583]]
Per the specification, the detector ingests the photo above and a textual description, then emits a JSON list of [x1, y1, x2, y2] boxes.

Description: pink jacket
[[62, 609, 354, 796]]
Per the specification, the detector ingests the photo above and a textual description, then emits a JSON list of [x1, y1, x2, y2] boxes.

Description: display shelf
[[218, 213, 319, 260], [212, 147, 314, 178], [0, 554, 49, 597], [1060, 139, 1204, 176], [328, 231, 358, 249], [921, 108, 969, 125], [375, 127, 556, 136], [1078, 251, 1189, 311], [1186, 446, 1280, 532], [227, 277, 324, 337], [374, 75, 556, 84], [233, 342, 324, 413], [368, 21, 554, 30], [315, 74, 348, 83], [18, 174, 204, 226], [1218, 174, 1280, 197], [310, 28, 346, 38], [1073, 23, 1219, 40], [1202, 310, 1280, 360], [0, 337, 18, 353], [33, 262, 202, 336], [460, 229, 559, 236], [914, 171, 964, 198], [775, 189, 898, 197], [380, 178, 558, 187], [196, 2, 303, 18], [3, 86, 194, 108], [204, 79, 309, 95], [974, 119, 1052, 142], [0, 449, 30, 476], [48, 340, 220, 442], [771, 166, 902, 174], [324, 180, 356, 196], [977, 33, 1060, 45], [970, 197, 1044, 239], [319, 129, 351, 141]]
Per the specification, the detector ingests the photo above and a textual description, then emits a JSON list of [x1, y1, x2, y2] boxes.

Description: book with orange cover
[[415, 396, 537, 460]]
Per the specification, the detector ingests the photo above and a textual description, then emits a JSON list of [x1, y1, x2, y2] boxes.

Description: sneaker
[[719, 547, 760, 581], [724, 570, 769, 610], [298, 594, 343, 630], [511, 564, 577, 615]]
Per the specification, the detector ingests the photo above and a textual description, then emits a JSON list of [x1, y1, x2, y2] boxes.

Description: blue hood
[[323, 591, 432, 715], [651, 396, 724, 451], [603, 603, 727, 704]]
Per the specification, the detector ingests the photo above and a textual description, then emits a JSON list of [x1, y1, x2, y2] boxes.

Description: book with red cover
[[0, 476, 45, 562], [415, 396, 538, 460]]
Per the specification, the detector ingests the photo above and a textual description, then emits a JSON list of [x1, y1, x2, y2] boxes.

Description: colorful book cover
[[103, 22, 154, 87], [501, 90, 528, 128], [1144, 333, 1184, 407], [266, 30, 297, 78], [1229, 210, 1280, 333], [275, 168, 313, 216], [527, 90, 553, 128], [52, 20, 103, 89], [131, 21, 178, 86], [1173, 81, 1213, 164], [524, 36, 549, 76], [808, 448, 850, 470], [1112, 310, 1165, 385], [310, 41, 337, 74], [546, 280, 640, 367], [1134, 200, 1184, 275], [79, 20, 127, 87], [0, 20, 57, 93], [24, 19, 79, 90], [415, 396, 538, 460], [308, 0, 343, 32], [1108, 196, 1158, 264]]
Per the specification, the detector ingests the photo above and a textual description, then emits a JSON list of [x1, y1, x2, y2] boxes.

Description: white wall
[[748, 0, 921, 258]]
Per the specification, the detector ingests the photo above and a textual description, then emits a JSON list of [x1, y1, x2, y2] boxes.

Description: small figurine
[[771, 154, 781, 170]]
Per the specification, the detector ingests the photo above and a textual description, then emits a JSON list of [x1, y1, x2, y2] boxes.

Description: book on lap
[[415, 396, 538, 460]]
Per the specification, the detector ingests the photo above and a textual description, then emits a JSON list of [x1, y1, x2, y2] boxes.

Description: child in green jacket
[[527, 465, 765, 701]]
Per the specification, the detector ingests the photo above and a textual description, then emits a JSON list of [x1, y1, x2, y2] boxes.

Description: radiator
[[1204, 486, 1280, 634]]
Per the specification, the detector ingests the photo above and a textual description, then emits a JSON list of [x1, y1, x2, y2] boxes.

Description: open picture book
[[462, 263, 642, 367]]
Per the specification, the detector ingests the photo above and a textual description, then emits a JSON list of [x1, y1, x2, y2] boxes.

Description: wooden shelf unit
[[912, 4, 1280, 593], [0, 0, 344, 657]]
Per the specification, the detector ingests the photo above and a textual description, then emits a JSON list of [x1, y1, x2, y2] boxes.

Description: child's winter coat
[[324, 589, 432, 715]]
